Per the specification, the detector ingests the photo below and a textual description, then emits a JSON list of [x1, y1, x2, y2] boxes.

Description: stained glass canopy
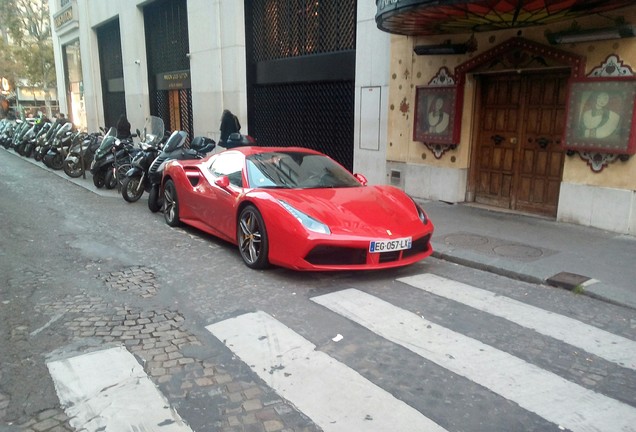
[[376, 0, 634, 36]]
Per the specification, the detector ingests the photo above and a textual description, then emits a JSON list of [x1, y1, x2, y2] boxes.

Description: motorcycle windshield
[[142, 116, 165, 147], [55, 122, 73, 137], [95, 128, 118, 158], [162, 130, 188, 153]]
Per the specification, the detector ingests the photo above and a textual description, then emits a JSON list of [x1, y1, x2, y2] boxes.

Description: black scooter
[[42, 122, 74, 170], [90, 127, 132, 189], [120, 116, 165, 203], [63, 131, 103, 178], [147, 131, 215, 212]]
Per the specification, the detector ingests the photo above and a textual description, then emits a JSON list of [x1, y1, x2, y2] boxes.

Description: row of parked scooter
[[0, 115, 217, 212]]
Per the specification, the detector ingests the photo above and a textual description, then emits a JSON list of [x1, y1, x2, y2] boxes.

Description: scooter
[[34, 119, 67, 161], [23, 120, 51, 158], [147, 131, 215, 212], [42, 122, 75, 170], [90, 127, 127, 188], [121, 116, 165, 203], [63, 131, 103, 178]]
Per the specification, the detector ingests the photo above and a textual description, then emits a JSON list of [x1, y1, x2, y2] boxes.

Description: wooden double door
[[473, 72, 568, 217]]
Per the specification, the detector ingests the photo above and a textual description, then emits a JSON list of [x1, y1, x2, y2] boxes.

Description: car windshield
[[246, 151, 361, 189]]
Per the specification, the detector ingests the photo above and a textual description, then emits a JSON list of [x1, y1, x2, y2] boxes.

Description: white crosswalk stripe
[[311, 288, 636, 432], [206, 310, 448, 432], [46, 274, 636, 432], [47, 346, 194, 432], [399, 273, 636, 370]]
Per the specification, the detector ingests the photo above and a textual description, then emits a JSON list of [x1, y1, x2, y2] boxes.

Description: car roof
[[227, 146, 324, 157]]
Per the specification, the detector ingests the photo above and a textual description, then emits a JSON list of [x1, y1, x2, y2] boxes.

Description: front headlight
[[279, 200, 331, 234], [409, 197, 429, 224]]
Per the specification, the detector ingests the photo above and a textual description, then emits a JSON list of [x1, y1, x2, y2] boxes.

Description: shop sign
[[156, 70, 191, 90], [54, 6, 74, 30]]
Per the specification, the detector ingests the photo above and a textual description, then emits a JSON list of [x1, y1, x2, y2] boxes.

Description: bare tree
[[0, 0, 56, 116]]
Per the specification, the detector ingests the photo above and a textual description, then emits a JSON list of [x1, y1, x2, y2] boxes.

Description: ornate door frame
[[455, 37, 585, 214]]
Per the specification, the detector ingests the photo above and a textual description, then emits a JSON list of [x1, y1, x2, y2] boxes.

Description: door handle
[[537, 137, 551, 149], [491, 135, 505, 145]]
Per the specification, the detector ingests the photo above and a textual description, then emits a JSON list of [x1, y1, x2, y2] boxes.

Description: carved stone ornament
[[428, 67, 456, 86], [424, 142, 457, 159], [576, 152, 630, 173], [588, 55, 635, 78]]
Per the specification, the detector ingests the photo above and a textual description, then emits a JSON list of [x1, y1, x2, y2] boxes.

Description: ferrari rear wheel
[[237, 205, 269, 269], [163, 180, 181, 227]]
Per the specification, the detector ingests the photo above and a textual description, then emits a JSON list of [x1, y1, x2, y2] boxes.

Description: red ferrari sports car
[[161, 146, 434, 271]]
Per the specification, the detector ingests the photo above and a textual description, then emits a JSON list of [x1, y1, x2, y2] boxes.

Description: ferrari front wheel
[[163, 180, 181, 227], [237, 205, 269, 269]]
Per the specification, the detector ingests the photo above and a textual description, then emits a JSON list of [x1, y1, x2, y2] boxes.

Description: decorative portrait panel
[[564, 79, 636, 154], [414, 86, 460, 145]]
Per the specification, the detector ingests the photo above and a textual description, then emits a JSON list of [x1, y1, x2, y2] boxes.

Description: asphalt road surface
[[1, 147, 635, 432]]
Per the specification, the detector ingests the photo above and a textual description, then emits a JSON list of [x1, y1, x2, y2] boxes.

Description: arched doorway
[[456, 38, 585, 217]]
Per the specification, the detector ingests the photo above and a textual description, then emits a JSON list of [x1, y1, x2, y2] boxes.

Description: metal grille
[[97, 19, 125, 128], [143, 0, 190, 73], [251, 0, 356, 62], [144, 0, 192, 141], [251, 81, 354, 170]]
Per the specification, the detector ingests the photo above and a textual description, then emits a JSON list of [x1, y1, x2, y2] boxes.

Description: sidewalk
[[423, 200, 636, 310]]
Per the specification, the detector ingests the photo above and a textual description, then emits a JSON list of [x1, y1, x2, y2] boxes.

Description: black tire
[[63, 157, 83, 178], [105, 169, 117, 189], [49, 152, 64, 170], [163, 180, 181, 227], [148, 184, 162, 213], [121, 176, 144, 203], [24, 146, 34, 158], [237, 205, 270, 269], [92, 171, 105, 188]]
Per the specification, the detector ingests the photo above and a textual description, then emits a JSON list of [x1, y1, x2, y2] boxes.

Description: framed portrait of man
[[564, 78, 636, 154]]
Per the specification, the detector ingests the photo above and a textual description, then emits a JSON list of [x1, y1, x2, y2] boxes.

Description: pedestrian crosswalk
[[207, 310, 448, 432], [399, 274, 636, 370], [47, 346, 194, 432], [312, 288, 636, 432], [47, 273, 636, 432]]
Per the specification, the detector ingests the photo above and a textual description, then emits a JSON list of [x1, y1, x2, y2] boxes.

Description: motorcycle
[[121, 116, 165, 203], [147, 130, 215, 212], [34, 119, 67, 162], [42, 122, 74, 170], [14, 121, 36, 156], [63, 131, 103, 178], [0, 119, 16, 148], [7, 119, 33, 150], [90, 128, 137, 189], [23, 120, 51, 158]]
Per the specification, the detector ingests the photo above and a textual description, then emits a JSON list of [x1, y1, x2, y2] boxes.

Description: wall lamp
[[414, 35, 477, 56], [546, 24, 636, 45]]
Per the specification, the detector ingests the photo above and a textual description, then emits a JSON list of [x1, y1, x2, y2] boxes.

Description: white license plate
[[369, 237, 412, 253]]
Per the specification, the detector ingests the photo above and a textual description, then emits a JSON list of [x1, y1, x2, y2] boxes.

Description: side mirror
[[354, 173, 368, 186], [215, 175, 230, 189]]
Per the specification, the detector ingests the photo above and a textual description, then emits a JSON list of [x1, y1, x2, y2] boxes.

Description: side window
[[208, 152, 244, 187]]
